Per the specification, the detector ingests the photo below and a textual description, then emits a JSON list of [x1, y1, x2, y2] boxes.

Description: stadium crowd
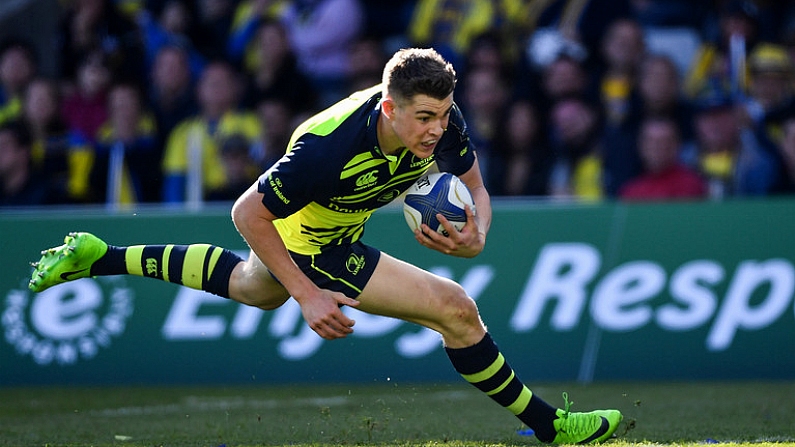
[[2, 0, 795, 207]]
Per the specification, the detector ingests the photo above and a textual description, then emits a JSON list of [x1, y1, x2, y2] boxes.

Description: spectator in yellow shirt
[[162, 61, 260, 204]]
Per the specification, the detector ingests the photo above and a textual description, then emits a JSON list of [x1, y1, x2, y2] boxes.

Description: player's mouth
[[419, 139, 437, 152]]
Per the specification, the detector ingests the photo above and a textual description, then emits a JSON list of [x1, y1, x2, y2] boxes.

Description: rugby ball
[[403, 172, 475, 236]]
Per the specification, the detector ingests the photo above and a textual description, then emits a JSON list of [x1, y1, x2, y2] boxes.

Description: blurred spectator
[[782, 8, 795, 63], [148, 45, 199, 147], [191, 0, 237, 60], [0, 39, 37, 125], [405, 0, 538, 74], [206, 133, 261, 201], [118, 0, 146, 17], [360, 0, 417, 45], [619, 117, 706, 201], [240, 19, 317, 114], [597, 18, 646, 127], [683, 0, 760, 99], [22, 78, 93, 204], [135, 0, 207, 79], [464, 31, 509, 74], [740, 42, 795, 195], [525, 26, 588, 74], [621, 53, 696, 145], [522, 0, 632, 72], [682, 82, 780, 198], [629, 0, 710, 28], [602, 53, 695, 196], [634, 54, 694, 136], [61, 50, 112, 143], [0, 121, 49, 207], [459, 31, 520, 99], [280, 0, 365, 106], [407, 0, 507, 70], [347, 36, 388, 95], [161, 61, 261, 204], [1, 0, 792, 203], [743, 42, 794, 125], [227, 0, 288, 73], [776, 112, 795, 192], [22, 79, 62, 157], [487, 99, 552, 196], [91, 83, 162, 206], [547, 96, 604, 200], [538, 55, 592, 113], [459, 66, 510, 188], [57, 0, 145, 82], [253, 95, 294, 170]]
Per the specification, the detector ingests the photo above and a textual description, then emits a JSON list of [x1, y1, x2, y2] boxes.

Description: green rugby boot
[[552, 393, 622, 444], [29, 232, 108, 293]]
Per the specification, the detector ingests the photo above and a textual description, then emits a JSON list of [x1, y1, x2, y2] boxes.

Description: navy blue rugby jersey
[[258, 84, 475, 255]]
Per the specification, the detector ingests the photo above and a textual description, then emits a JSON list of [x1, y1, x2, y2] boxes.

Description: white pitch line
[[90, 389, 473, 417]]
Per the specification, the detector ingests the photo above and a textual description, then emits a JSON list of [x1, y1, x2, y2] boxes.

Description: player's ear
[[381, 97, 395, 120]]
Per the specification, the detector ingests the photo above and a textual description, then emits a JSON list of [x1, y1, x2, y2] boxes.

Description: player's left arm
[[418, 156, 492, 258]]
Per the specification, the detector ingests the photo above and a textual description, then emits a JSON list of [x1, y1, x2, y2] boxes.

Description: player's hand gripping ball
[[403, 172, 475, 236]]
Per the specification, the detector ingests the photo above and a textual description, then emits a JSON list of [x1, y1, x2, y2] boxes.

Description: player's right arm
[[231, 183, 359, 339]]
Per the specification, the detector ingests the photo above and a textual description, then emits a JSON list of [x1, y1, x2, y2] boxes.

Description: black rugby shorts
[[275, 241, 381, 298]]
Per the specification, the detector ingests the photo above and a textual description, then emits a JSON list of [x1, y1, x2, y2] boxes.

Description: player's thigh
[[356, 252, 484, 346], [229, 249, 290, 310]]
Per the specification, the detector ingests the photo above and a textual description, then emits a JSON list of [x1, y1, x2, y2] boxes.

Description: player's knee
[[232, 288, 288, 310], [433, 283, 484, 346], [228, 260, 289, 310], [438, 282, 481, 328]]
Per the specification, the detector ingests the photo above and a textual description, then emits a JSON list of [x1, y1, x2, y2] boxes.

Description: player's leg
[[356, 252, 622, 444], [228, 248, 291, 309], [28, 232, 290, 310]]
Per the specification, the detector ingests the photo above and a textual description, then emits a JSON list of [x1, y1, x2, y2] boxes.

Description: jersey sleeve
[[257, 133, 330, 218], [434, 104, 477, 177]]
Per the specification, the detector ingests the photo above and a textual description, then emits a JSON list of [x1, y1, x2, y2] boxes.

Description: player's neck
[[376, 112, 404, 155]]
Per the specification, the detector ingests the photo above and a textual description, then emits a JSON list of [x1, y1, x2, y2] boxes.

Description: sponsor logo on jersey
[[354, 171, 379, 190], [410, 155, 435, 168]]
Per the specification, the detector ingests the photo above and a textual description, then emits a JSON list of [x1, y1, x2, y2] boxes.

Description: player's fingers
[[328, 315, 355, 337], [338, 314, 356, 329], [311, 322, 336, 340], [313, 316, 353, 339], [330, 299, 356, 329], [336, 295, 360, 308], [436, 213, 457, 235], [436, 214, 465, 247], [334, 307, 356, 328], [464, 205, 477, 221], [416, 225, 436, 243]]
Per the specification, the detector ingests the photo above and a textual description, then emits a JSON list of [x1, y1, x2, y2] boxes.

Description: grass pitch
[[1, 381, 794, 447]]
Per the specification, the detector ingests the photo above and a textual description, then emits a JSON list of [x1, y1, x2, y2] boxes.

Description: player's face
[[388, 93, 453, 159]]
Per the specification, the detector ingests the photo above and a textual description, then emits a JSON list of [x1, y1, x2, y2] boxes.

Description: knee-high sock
[[445, 333, 559, 442], [89, 244, 243, 298]]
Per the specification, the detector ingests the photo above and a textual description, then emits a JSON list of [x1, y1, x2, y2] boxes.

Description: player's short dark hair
[[382, 48, 456, 104]]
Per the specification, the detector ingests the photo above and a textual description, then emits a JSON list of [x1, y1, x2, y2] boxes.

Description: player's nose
[[429, 121, 444, 137]]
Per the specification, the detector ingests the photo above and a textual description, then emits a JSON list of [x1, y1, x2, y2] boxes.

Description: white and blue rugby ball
[[403, 172, 475, 236]]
